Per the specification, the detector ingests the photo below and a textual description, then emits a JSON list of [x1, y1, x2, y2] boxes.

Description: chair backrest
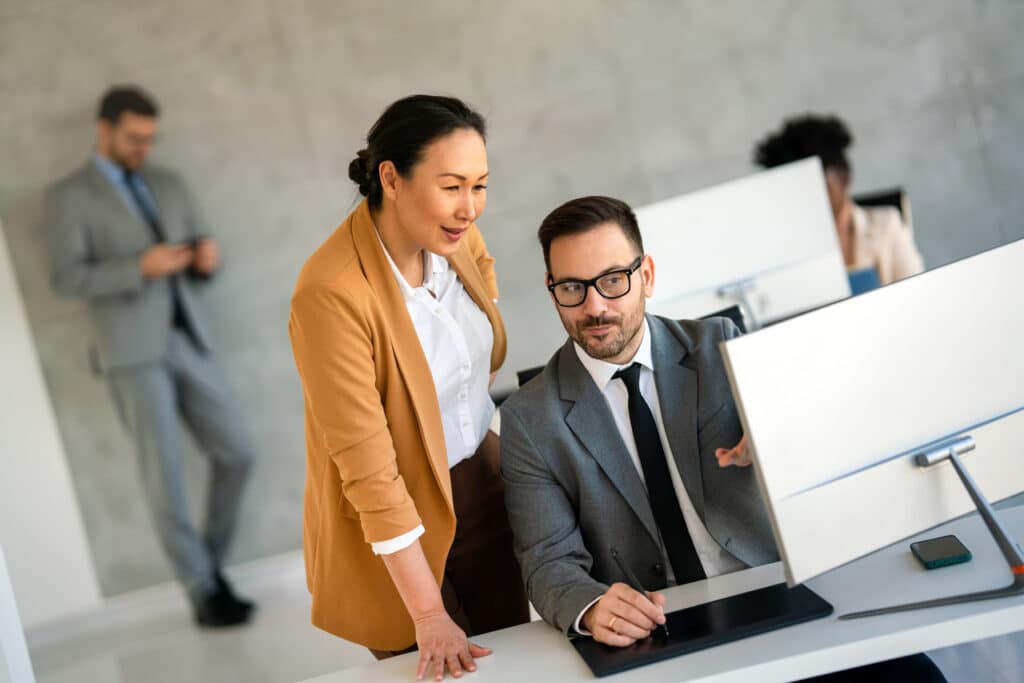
[[701, 304, 747, 334], [851, 187, 913, 231]]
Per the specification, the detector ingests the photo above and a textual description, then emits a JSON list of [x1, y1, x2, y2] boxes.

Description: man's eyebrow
[[552, 261, 636, 281]]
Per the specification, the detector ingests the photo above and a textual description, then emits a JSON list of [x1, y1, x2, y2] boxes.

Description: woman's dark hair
[[348, 95, 486, 208], [537, 196, 643, 272], [97, 85, 159, 123], [753, 114, 853, 174]]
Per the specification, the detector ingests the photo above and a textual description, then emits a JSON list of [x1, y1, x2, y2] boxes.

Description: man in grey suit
[[500, 196, 946, 681], [48, 86, 256, 627]]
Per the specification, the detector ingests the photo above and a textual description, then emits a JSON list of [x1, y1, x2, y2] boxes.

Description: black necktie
[[123, 168, 196, 339], [123, 169, 166, 242], [613, 362, 706, 584]]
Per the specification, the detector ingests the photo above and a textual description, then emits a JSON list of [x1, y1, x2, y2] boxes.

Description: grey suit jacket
[[48, 161, 216, 370], [500, 314, 778, 633]]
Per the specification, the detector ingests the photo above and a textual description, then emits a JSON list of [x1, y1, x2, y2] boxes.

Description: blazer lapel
[[558, 341, 661, 547], [349, 201, 454, 512], [84, 162, 155, 245], [649, 316, 706, 521]]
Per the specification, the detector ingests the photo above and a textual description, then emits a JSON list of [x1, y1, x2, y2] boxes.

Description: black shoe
[[194, 587, 251, 628], [215, 569, 256, 613]]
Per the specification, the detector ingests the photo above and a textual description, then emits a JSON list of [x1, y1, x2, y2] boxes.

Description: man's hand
[[413, 609, 491, 681], [581, 583, 666, 647], [192, 237, 220, 274], [139, 243, 194, 279], [715, 434, 752, 468]]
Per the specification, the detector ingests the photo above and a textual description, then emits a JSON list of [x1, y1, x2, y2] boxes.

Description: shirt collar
[[374, 228, 448, 300], [573, 316, 653, 390], [93, 153, 127, 187]]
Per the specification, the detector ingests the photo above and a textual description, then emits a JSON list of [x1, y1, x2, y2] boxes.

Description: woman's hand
[[413, 609, 491, 681]]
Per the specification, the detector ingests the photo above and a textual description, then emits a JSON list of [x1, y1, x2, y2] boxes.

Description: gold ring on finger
[[608, 616, 618, 631]]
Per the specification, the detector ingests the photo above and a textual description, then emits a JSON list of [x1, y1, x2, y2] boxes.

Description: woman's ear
[[379, 160, 399, 201]]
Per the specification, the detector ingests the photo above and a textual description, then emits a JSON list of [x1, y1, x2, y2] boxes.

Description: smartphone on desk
[[910, 535, 972, 570]]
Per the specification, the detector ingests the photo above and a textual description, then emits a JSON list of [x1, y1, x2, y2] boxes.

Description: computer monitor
[[636, 158, 851, 327], [720, 239, 1024, 586]]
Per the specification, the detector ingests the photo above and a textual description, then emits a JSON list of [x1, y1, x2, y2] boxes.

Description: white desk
[[301, 506, 1024, 682]]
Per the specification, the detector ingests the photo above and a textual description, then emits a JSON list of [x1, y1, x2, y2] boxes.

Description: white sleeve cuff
[[573, 595, 603, 636], [370, 525, 425, 555]]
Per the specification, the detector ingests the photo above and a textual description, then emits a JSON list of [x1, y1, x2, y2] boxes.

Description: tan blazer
[[288, 200, 506, 649], [850, 204, 925, 285]]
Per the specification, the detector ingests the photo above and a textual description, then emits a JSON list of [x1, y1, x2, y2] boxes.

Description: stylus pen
[[609, 547, 670, 638]]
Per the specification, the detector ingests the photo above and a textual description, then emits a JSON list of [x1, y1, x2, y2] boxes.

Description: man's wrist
[[574, 594, 603, 636]]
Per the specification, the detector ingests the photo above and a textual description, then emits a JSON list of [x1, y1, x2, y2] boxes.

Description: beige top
[[849, 204, 925, 285]]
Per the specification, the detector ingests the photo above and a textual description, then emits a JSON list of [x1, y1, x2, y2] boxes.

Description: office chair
[[851, 187, 913, 232]]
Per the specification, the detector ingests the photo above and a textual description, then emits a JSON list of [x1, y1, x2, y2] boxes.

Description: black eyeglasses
[[547, 257, 643, 307]]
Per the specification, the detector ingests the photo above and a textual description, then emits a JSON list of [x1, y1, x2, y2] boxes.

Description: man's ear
[[641, 254, 656, 298]]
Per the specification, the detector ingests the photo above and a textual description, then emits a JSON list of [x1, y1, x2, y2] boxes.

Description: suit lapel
[[350, 201, 454, 512], [649, 316, 706, 521], [558, 341, 661, 547], [84, 162, 156, 245]]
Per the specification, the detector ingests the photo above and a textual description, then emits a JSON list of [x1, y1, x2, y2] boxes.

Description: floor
[[28, 557, 373, 683], [24, 546, 1024, 683]]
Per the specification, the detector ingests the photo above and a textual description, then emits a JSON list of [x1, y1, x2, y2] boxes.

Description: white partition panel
[[0, 220, 101, 628], [637, 158, 851, 323], [721, 239, 1024, 584]]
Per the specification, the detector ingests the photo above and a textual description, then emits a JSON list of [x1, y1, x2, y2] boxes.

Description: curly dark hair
[[753, 114, 853, 173]]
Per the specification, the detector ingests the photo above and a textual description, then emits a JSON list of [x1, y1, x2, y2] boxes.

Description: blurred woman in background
[[755, 114, 925, 285]]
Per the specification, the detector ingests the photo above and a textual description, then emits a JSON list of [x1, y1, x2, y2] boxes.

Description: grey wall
[[1, 0, 1021, 596]]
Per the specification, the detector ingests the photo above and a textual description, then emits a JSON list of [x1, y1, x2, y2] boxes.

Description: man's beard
[[564, 301, 645, 361], [110, 146, 143, 171]]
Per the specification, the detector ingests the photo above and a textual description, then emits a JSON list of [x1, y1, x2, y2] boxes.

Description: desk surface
[[302, 506, 1024, 683]]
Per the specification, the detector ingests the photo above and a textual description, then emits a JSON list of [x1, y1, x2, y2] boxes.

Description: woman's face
[[824, 166, 850, 220], [390, 128, 488, 257]]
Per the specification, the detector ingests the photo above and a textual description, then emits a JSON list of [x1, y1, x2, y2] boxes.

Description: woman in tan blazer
[[755, 114, 925, 285], [289, 95, 529, 679]]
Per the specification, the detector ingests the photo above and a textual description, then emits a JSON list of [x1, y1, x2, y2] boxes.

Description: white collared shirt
[[572, 318, 745, 633], [370, 239, 496, 556]]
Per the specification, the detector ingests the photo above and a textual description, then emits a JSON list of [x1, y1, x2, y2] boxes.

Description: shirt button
[[653, 563, 665, 574]]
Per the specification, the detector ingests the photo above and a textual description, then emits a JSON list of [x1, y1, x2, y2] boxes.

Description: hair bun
[[347, 149, 372, 196]]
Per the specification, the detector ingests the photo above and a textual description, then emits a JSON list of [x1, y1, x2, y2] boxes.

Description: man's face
[[97, 112, 158, 170], [546, 222, 655, 364]]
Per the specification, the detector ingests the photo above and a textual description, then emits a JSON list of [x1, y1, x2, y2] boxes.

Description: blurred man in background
[[48, 85, 256, 628]]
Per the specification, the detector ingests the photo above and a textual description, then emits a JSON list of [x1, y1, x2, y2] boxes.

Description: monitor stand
[[841, 435, 1024, 620]]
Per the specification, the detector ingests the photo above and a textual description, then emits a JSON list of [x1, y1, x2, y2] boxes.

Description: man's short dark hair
[[537, 195, 644, 272], [97, 86, 159, 124]]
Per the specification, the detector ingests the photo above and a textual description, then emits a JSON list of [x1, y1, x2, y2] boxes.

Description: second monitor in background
[[636, 158, 850, 328]]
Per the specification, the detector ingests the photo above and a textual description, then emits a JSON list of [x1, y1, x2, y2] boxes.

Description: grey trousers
[[108, 330, 255, 602]]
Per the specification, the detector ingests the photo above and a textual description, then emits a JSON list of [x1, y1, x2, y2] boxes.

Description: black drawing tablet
[[572, 582, 833, 678]]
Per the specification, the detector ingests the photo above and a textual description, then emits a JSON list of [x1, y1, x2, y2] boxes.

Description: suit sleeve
[[500, 405, 607, 633], [289, 283, 421, 543], [49, 184, 145, 299], [465, 224, 498, 301]]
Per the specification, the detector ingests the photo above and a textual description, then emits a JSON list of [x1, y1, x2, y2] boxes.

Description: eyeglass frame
[[546, 256, 644, 308]]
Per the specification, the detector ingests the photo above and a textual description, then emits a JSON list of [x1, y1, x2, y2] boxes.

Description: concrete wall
[[1, 0, 1021, 596]]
